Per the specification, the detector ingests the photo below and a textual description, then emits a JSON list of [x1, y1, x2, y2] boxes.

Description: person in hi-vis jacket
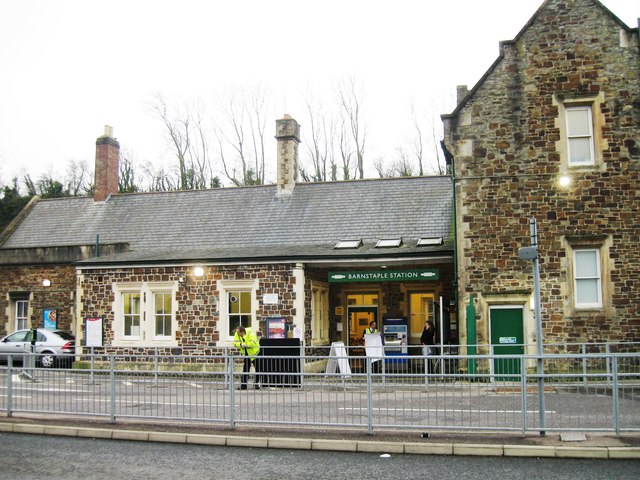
[[233, 325, 261, 390]]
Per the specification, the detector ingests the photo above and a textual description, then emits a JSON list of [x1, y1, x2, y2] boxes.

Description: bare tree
[[300, 93, 338, 182], [150, 93, 211, 190], [215, 85, 270, 186], [118, 149, 140, 193], [374, 149, 415, 178], [409, 95, 454, 176], [335, 76, 366, 179], [65, 159, 92, 196]]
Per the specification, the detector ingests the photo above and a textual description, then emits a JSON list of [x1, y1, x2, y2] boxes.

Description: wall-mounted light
[[559, 175, 571, 188], [193, 267, 205, 277], [42, 279, 51, 287]]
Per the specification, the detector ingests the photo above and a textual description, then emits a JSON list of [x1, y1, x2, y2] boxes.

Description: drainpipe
[[441, 140, 459, 341]]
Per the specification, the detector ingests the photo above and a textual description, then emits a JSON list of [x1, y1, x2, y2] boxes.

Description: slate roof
[[1, 176, 453, 265]]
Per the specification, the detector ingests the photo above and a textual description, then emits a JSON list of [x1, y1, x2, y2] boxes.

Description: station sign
[[328, 269, 439, 283]]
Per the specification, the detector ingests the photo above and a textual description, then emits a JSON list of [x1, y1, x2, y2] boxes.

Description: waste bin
[[259, 338, 301, 387]]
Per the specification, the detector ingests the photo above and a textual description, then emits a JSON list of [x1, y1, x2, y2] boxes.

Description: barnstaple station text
[[329, 269, 439, 283]]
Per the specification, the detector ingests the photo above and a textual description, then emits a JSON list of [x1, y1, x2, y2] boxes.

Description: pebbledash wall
[[78, 264, 302, 356], [442, 0, 640, 352]]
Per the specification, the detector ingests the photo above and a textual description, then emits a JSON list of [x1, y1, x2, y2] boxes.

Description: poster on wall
[[43, 308, 58, 329], [266, 317, 286, 339], [85, 317, 104, 347]]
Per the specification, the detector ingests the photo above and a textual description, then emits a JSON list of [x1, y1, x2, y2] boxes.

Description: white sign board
[[263, 293, 279, 305], [364, 333, 384, 362], [85, 317, 104, 347], [326, 341, 351, 377]]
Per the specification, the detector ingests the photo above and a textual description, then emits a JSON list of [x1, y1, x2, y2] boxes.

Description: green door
[[490, 307, 524, 380]]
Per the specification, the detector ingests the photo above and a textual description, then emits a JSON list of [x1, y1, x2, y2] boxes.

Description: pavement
[[1, 415, 639, 460]]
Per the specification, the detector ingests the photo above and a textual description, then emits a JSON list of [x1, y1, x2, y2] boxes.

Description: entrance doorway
[[347, 306, 378, 348], [409, 292, 435, 344], [490, 306, 524, 379]]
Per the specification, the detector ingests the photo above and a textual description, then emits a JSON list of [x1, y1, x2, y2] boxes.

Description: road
[[0, 433, 638, 480]]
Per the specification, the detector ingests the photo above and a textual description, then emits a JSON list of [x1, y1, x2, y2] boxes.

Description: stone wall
[[0, 265, 76, 336], [79, 263, 298, 356], [443, 0, 640, 346]]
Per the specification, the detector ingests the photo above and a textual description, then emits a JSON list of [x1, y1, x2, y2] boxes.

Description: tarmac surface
[[1, 415, 639, 460]]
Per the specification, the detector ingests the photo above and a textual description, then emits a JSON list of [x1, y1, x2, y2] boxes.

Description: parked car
[[0, 328, 75, 368]]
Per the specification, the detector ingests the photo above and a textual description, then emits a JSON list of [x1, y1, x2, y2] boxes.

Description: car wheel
[[39, 353, 56, 368]]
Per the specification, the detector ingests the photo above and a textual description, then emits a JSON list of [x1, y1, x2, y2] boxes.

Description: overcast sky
[[0, 0, 637, 187]]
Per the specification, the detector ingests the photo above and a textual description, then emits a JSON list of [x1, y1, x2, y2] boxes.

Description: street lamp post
[[519, 217, 546, 436]]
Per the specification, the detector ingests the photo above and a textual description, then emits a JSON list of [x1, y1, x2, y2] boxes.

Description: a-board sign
[[364, 333, 384, 362], [85, 317, 104, 347], [326, 341, 351, 377]]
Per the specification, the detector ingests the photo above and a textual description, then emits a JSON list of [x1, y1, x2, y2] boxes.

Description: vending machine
[[382, 317, 408, 361]]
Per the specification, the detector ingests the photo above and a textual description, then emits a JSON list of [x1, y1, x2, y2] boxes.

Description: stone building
[[0, 117, 455, 357], [442, 0, 639, 357]]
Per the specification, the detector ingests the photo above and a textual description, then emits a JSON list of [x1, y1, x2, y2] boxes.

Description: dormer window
[[376, 238, 402, 248], [417, 237, 443, 246], [334, 239, 362, 249]]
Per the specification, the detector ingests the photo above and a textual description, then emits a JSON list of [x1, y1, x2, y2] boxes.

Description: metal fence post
[[582, 343, 588, 388], [612, 355, 619, 434], [521, 356, 527, 434], [229, 353, 236, 429], [366, 356, 373, 435], [7, 355, 13, 417], [153, 348, 159, 387], [110, 355, 116, 424], [606, 343, 611, 387]]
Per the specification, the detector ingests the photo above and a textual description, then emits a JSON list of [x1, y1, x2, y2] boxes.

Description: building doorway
[[346, 293, 379, 348], [489, 306, 524, 380], [347, 306, 378, 347], [409, 292, 435, 344]]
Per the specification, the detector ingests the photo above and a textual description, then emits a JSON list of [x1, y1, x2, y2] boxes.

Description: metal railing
[[1, 348, 639, 434]]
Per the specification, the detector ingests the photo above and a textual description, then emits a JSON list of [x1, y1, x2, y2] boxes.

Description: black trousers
[[241, 355, 261, 387]]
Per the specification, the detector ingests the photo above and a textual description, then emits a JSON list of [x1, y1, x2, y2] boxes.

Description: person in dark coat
[[421, 320, 436, 374]]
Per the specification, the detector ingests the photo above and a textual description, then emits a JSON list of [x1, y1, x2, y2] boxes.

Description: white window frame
[[152, 290, 174, 340], [311, 282, 329, 344], [566, 105, 595, 166], [15, 300, 29, 331], [122, 290, 142, 340], [573, 249, 602, 309], [218, 279, 259, 345], [112, 282, 177, 346]]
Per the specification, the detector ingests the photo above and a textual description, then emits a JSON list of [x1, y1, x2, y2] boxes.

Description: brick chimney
[[275, 115, 300, 197], [94, 125, 120, 202]]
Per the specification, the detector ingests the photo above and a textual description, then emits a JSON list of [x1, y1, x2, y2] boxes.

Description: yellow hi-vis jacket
[[233, 327, 260, 358]]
